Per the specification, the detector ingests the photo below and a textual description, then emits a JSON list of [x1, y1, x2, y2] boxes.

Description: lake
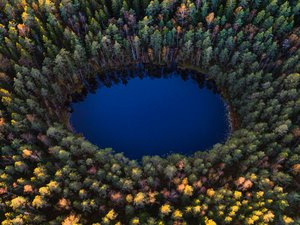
[[70, 74, 229, 159]]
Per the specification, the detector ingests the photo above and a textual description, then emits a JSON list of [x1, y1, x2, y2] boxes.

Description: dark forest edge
[[67, 63, 239, 138]]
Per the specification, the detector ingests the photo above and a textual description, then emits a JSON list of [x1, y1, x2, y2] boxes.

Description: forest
[[0, 0, 300, 224]]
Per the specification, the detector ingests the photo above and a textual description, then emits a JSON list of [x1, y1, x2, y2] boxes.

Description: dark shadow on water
[[70, 65, 229, 159]]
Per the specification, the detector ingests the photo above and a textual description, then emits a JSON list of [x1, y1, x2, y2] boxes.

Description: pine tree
[[225, 0, 237, 18], [150, 30, 162, 62], [112, 0, 121, 18]]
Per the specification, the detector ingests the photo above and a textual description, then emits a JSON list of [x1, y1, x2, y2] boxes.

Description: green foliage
[[0, 0, 299, 224]]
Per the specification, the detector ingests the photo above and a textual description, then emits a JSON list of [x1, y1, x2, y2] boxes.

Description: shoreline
[[64, 63, 240, 134]]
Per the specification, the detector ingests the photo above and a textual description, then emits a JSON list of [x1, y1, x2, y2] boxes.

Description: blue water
[[71, 75, 229, 159]]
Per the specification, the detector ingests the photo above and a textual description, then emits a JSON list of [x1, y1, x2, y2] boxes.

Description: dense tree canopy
[[0, 0, 299, 224]]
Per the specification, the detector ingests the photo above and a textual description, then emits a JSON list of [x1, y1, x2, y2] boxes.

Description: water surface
[[71, 75, 229, 159]]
